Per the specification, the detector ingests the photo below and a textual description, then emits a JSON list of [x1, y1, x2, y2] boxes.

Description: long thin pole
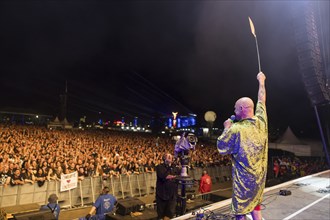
[[255, 36, 261, 72], [314, 105, 330, 167]]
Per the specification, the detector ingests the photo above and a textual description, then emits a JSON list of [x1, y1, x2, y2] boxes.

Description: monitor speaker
[[116, 197, 145, 216], [14, 210, 55, 220]]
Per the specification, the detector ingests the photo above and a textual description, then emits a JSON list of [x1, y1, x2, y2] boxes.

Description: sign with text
[[60, 171, 78, 192]]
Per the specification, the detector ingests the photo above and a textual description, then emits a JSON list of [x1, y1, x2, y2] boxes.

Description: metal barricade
[[0, 166, 232, 209]]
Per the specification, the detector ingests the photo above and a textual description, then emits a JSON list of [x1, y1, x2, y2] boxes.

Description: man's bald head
[[234, 97, 254, 120]]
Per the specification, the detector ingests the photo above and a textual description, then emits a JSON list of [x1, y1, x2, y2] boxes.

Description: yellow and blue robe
[[217, 101, 268, 215]]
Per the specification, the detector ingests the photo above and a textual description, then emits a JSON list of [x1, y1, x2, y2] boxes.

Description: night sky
[[0, 1, 329, 139]]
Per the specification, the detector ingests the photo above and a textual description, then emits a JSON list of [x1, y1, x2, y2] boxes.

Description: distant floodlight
[[204, 111, 217, 122], [204, 111, 216, 138]]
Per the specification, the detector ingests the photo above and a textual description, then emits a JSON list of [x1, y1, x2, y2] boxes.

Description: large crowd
[[1, 124, 327, 188], [0, 124, 231, 187], [272, 156, 328, 181]]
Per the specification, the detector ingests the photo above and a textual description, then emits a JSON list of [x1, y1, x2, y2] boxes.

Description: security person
[[156, 153, 180, 220], [86, 187, 116, 220], [40, 194, 60, 220]]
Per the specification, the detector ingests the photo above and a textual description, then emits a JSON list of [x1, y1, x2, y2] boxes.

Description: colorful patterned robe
[[217, 101, 268, 214]]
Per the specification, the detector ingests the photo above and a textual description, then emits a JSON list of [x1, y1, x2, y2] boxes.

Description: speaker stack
[[292, 1, 330, 106]]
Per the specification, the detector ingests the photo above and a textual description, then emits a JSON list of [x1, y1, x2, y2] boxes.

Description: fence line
[[0, 166, 231, 208]]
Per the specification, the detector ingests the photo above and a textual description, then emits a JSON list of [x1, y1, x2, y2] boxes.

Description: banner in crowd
[[60, 171, 78, 192]]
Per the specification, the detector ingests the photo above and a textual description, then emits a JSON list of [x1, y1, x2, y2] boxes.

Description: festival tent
[[269, 126, 311, 156], [47, 117, 73, 129]]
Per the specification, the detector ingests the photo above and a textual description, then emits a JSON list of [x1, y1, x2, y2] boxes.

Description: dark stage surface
[[106, 208, 157, 220]]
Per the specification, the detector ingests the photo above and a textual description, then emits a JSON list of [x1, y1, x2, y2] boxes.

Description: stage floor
[[173, 170, 330, 220]]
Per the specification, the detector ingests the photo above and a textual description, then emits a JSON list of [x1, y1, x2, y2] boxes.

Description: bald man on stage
[[217, 72, 267, 220]]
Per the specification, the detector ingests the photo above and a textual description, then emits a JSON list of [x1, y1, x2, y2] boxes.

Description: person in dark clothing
[[40, 194, 60, 220], [10, 169, 25, 186], [156, 153, 180, 220], [35, 168, 47, 187]]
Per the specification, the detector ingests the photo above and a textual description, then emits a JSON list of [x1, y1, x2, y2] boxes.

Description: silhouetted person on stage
[[156, 153, 180, 220], [217, 72, 267, 220]]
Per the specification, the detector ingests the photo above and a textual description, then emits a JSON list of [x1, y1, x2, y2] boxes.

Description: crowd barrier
[[0, 166, 231, 208]]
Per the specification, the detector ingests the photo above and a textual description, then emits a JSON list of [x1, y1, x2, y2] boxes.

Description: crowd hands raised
[[0, 124, 231, 187]]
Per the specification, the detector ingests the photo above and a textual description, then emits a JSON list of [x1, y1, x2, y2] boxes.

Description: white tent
[[269, 127, 311, 156], [62, 117, 73, 129], [47, 117, 73, 129], [276, 126, 304, 145]]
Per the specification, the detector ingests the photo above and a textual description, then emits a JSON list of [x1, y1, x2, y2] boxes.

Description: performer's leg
[[251, 204, 262, 220], [251, 210, 262, 220]]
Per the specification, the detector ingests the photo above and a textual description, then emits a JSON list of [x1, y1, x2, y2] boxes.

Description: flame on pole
[[249, 17, 261, 72]]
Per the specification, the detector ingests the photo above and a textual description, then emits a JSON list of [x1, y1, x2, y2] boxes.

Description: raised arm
[[257, 72, 266, 104]]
